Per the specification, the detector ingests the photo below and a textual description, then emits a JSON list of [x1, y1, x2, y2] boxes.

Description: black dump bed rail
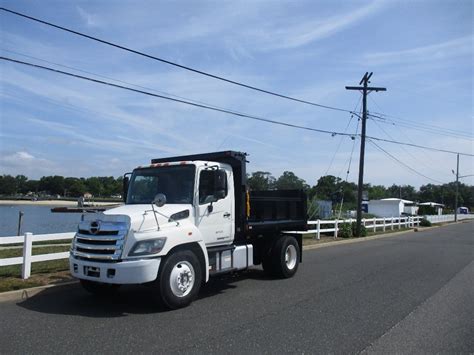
[[247, 190, 307, 235]]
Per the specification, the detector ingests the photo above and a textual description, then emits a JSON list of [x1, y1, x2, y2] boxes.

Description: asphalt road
[[1, 221, 473, 354]]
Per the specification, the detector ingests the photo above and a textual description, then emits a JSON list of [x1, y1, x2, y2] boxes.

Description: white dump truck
[[70, 151, 307, 309]]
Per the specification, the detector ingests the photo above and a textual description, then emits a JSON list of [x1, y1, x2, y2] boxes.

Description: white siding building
[[368, 198, 418, 217]]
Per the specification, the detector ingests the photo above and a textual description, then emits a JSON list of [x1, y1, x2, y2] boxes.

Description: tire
[[80, 279, 120, 296], [154, 250, 202, 309], [265, 236, 300, 278]]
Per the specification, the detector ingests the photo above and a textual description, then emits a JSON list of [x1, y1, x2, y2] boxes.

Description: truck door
[[196, 166, 234, 246]]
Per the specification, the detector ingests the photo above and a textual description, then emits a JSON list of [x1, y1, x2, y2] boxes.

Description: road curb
[[0, 281, 78, 303]]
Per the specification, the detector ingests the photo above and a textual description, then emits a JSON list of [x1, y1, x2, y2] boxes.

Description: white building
[[419, 202, 444, 215], [368, 198, 418, 217]]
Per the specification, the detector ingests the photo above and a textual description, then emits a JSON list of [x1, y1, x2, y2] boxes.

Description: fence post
[[391, 217, 394, 230], [334, 220, 338, 238], [22, 232, 33, 280], [316, 220, 320, 240], [373, 218, 376, 232], [383, 218, 386, 232]]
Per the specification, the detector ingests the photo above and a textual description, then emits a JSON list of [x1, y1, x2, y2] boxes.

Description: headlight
[[128, 237, 167, 257]]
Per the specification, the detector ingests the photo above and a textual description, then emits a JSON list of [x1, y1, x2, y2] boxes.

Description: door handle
[[223, 212, 231, 218]]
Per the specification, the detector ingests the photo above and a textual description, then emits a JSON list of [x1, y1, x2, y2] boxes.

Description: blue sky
[[0, 0, 473, 188]]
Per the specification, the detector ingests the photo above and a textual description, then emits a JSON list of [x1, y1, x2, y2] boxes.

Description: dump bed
[[246, 189, 307, 235]]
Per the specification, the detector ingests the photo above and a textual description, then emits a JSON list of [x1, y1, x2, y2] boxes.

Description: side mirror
[[153, 193, 167, 207], [123, 173, 131, 203]]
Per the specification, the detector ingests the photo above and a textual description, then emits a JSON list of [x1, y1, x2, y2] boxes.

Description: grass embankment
[[0, 245, 72, 293]]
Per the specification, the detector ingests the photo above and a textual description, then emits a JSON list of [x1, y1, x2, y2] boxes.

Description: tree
[[247, 171, 275, 191], [85, 177, 103, 197], [39, 176, 65, 195], [65, 177, 86, 197], [310, 175, 340, 201], [15, 175, 29, 194], [367, 184, 387, 200], [274, 171, 309, 191], [0, 175, 17, 195]]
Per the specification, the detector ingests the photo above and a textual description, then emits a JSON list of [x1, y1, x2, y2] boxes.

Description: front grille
[[71, 220, 128, 261]]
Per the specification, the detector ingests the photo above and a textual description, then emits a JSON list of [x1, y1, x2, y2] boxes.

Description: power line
[[336, 113, 362, 219], [366, 95, 473, 140], [0, 7, 354, 114], [1, 56, 354, 137], [337, 118, 360, 179], [3, 55, 473, 158], [0, 47, 271, 119], [324, 96, 361, 175], [369, 114, 474, 141], [371, 118, 453, 178], [368, 139, 446, 184], [371, 112, 473, 137], [365, 134, 473, 157], [366, 95, 473, 137]]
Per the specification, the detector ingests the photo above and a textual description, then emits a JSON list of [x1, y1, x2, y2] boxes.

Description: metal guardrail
[[0, 214, 472, 280]]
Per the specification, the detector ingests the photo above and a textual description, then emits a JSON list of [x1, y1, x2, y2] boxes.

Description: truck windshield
[[127, 165, 196, 205]]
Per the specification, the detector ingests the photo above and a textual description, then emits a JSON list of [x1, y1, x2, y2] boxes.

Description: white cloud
[[364, 36, 473, 65], [77, 6, 102, 28], [255, 1, 387, 50], [2, 151, 35, 163]]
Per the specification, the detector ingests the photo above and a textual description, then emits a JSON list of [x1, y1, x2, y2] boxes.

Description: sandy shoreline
[[0, 200, 121, 207]]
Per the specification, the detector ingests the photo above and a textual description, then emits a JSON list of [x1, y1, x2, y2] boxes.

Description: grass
[[0, 245, 72, 292]]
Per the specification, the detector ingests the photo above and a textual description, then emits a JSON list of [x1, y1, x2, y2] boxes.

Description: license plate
[[84, 266, 100, 278]]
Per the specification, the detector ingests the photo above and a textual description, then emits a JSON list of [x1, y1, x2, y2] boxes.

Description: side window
[[199, 170, 227, 204]]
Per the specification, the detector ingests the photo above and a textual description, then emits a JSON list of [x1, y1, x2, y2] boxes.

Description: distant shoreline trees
[[0, 175, 123, 198], [0, 172, 472, 209]]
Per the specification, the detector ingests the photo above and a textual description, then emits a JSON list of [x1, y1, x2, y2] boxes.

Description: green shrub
[[351, 222, 367, 237], [419, 218, 432, 227], [338, 222, 353, 238]]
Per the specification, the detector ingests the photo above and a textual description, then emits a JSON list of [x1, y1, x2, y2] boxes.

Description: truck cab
[[70, 151, 307, 309]]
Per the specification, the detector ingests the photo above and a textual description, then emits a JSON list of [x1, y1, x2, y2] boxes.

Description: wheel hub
[[285, 244, 297, 270], [170, 261, 195, 297]]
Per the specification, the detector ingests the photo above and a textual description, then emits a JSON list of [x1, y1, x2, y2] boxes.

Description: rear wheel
[[154, 250, 202, 309], [80, 279, 120, 296], [263, 236, 300, 278]]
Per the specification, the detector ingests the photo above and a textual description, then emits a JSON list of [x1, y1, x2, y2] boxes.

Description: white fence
[[0, 232, 74, 279], [304, 214, 474, 240], [305, 216, 422, 240], [1, 214, 473, 280]]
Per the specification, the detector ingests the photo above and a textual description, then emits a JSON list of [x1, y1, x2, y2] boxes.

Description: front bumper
[[69, 255, 161, 284]]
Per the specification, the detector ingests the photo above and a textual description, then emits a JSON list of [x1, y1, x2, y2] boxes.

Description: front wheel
[[154, 250, 202, 309]]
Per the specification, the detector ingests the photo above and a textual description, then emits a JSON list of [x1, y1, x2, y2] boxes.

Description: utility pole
[[454, 153, 459, 222], [346, 72, 386, 237]]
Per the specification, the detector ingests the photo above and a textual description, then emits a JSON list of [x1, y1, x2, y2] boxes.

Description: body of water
[[0, 205, 82, 237]]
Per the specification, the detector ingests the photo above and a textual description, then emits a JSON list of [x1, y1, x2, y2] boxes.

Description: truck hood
[[103, 204, 192, 232]]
